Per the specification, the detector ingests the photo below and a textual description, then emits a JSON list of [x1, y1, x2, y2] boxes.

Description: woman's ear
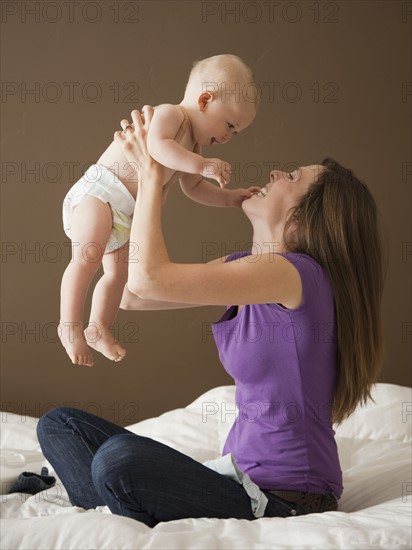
[[197, 92, 214, 112]]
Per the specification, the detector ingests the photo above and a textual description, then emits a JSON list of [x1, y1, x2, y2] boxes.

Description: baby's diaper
[[62, 164, 136, 253]]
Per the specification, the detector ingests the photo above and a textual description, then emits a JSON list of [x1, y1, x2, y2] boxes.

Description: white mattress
[[1, 383, 411, 549]]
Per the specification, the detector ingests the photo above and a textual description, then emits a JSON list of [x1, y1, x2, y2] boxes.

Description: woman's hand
[[114, 106, 163, 182]]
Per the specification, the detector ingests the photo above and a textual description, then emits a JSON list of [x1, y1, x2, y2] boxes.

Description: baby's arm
[[180, 172, 260, 208], [147, 105, 230, 187], [147, 105, 204, 174]]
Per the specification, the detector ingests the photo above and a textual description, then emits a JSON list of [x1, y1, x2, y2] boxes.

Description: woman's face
[[242, 164, 324, 228]]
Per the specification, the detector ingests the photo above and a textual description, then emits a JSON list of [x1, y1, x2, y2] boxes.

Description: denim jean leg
[[91, 433, 256, 527], [36, 406, 131, 508]]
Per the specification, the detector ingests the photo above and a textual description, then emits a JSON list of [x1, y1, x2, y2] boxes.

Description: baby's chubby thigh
[[105, 205, 133, 253], [69, 196, 114, 266]]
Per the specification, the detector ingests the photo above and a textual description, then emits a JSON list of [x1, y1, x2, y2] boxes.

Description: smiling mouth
[[210, 137, 219, 145], [254, 187, 268, 198]]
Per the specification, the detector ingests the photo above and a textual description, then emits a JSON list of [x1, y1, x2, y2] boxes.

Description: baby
[[59, 54, 259, 366]]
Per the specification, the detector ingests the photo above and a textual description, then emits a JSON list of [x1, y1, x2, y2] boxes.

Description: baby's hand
[[201, 157, 231, 188], [227, 186, 262, 208]]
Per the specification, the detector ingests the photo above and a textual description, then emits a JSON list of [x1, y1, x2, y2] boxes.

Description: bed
[[1, 382, 411, 549]]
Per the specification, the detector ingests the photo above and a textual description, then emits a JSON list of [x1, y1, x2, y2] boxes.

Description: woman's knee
[[91, 434, 153, 488], [36, 406, 73, 442]]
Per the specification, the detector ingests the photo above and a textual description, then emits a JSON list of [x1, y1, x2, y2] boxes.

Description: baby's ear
[[197, 92, 214, 111]]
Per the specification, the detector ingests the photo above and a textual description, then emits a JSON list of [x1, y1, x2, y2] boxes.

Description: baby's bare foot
[[58, 323, 94, 367], [84, 324, 126, 362]]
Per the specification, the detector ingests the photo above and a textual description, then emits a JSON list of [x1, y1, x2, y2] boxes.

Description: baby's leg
[[84, 242, 129, 362], [60, 195, 113, 367]]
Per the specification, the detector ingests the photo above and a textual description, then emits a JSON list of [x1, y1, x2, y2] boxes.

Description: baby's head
[[182, 54, 258, 147]]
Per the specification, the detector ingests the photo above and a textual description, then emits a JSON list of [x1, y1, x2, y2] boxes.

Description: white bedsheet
[[1, 383, 411, 549]]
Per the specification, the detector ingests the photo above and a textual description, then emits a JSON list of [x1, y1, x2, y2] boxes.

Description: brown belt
[[268, 490, 338, 514]]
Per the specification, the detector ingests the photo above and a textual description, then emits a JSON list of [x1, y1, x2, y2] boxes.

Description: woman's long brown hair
[[284, 158, 385, 424]]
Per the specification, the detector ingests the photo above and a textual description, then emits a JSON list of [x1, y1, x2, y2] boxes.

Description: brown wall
[[1, 1, 411, 426]]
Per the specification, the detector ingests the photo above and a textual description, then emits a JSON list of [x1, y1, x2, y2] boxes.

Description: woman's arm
[[114, 109, 303, 309], [120, 255, 229, 311], [120, 288, 202, 310]]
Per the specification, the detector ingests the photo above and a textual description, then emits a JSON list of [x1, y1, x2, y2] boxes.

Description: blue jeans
[[36, 407, 301, 527]]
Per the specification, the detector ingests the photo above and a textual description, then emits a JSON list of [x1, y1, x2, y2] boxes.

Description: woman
[[37, 108, 384, 526]]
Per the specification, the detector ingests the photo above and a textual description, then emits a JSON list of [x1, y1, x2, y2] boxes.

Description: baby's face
[[195, 96, 256, 147]]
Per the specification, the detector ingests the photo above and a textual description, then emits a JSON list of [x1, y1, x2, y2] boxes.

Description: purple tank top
[[212, 252, 343, 497]]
